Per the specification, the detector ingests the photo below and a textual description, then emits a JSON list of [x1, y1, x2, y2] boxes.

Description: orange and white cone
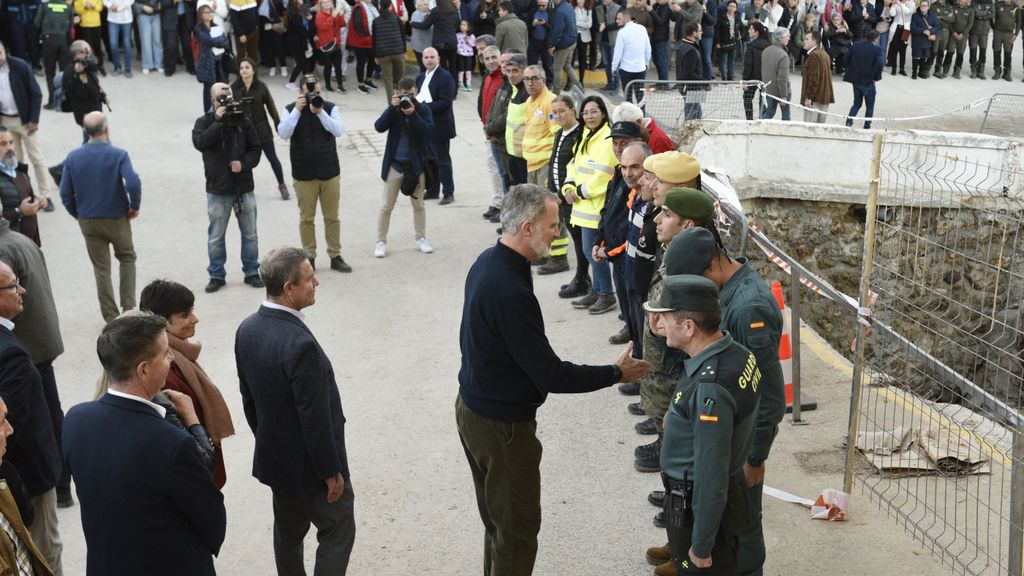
[[771, 282, 817, 413]]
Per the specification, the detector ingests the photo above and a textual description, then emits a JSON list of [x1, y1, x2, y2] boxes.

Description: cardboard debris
[[857, 426, 990, 476]]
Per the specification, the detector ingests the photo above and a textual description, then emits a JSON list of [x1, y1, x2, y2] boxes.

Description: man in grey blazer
[[235, 246, 354, 576]]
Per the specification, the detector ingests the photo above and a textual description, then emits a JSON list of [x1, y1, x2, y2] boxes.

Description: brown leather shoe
[[654, 559, 675, 576], [646, 545, 671, 566]]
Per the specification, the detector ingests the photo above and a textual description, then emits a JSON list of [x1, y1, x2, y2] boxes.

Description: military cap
[[607, 121, 643, 139], [644, 275, 720, 313], [664, 227, 717, 275], [642, 151, 701, 184], [661, 187, 714, 223]]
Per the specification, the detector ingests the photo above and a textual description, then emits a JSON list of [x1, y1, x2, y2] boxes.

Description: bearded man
[[0, 126, 47, 246]]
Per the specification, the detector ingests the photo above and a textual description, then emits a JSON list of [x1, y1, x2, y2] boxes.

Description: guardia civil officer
[[645, 275, 761, 575], [664, 225, 785, 576]]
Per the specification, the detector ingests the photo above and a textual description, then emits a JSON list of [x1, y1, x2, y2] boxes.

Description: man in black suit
[[0, 258, 63, 575], [415, 47, 457, 204], [62, 313, 226, 576], [236, 246, 354, 576]]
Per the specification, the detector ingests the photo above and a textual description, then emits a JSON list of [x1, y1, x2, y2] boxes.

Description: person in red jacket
[[314, 0, 347, 92], [612, 101, 676, 153], [347, 0, 380, 94]]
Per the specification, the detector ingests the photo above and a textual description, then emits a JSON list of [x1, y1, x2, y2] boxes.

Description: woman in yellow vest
[[561, 95, 618, 314]]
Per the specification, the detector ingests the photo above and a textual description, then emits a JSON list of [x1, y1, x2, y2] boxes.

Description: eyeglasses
[[523, 76, 542, 83], [0, 278, 19, 292], [581, 109, 603, 116]]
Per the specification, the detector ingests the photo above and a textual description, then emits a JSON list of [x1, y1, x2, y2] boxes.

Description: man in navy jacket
[[0, 42, 53, 202], [548, 0, 580, 93], [415, 47, 457, 203], [236, 246, 355, 576], [843, 30, 886, 129], [63, 312, 226, 576]]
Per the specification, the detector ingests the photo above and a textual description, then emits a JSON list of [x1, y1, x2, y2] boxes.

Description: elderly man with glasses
[[521, 65, 558, 191]]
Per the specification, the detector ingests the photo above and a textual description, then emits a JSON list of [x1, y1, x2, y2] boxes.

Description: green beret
[[643, 275, 720, 314], [661, 188, 714, 224], [664, 227, 717, 276]]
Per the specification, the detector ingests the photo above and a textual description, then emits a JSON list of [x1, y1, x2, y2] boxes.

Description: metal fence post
[[979, 96, 994, 134], [843, 133, 884, 495], [1011, 426, 1024, 576], [789, 261, 803, 424]]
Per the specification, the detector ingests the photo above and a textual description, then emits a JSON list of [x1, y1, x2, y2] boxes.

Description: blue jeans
[[490, 140, 509, 194], [762, 98, 791, 120], [601, 41, 616, 87], [652, 40, 669, 81], [719, 49, 736, 80], [701, 36, 714, 80], [846, 84, 876, 128], [108, 22, 133, 72], [581, 227, 612, 294], [207, 192, 259, 279], [137, 13, 164, 70]]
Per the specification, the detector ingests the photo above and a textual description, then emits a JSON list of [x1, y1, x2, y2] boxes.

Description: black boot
[[559, 276, 591, 298], [911, 60, 919, 79], [992, 66, 1002, 80], [1004, 67, 1013, 81]]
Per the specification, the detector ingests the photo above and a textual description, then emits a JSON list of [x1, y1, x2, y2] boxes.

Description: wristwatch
[[747, 455, 765, 467]]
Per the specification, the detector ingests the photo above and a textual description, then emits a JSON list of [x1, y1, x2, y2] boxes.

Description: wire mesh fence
[[625, 80, 762, 144], [980, 94, 1024, 139], [847, 139, 1024, 576]]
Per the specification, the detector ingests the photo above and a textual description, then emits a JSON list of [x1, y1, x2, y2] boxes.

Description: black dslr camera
[[75, 54, 98, 70], [304, 75, 324, 109], [216, 93, 251, 127], [398, 94, 416, 112]]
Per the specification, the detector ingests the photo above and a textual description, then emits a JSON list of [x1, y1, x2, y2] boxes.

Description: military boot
[[952, 66, 962, 78], [969, 65, 977, 78], [536, 255, 569, 275], [992, 67, 1002, 79], [1004, 67, 1013, 81], [635, 437, 661, 458]]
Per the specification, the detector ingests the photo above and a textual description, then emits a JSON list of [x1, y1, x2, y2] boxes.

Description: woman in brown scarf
[[139, 279, 235, 488]]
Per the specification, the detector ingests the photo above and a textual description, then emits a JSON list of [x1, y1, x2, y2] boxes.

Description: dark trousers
[[742, 85, 760, 120], [272, 482, 355, 576], [8, 21, 40, 68], [426, 135, 454, 199], [527, 37, 553, 84], [888, 26, 907, 72], [36, 361, 70, 496], [610, 254, 630, 334], [320, 49, 345, 89], [41, 35, 69, 103], [737, 481, 765, 576], [289, 49, 315, 82], [77, 26, 105, 66], [969, 32, 988, 69], [618, 69, 646, 103], [569, 221, 588, 281], [664, 475, 743, 576], [455, 395, 542, 576], [629, 288, 644, 358], [262, 140, 285, 185], [846, 83, 876, 129], [352, 46, 373, 83], [162, 26, 179, 74], [259, 25, 288, 67], [507, 156, 528, 187], [179, 12, 195, 72]]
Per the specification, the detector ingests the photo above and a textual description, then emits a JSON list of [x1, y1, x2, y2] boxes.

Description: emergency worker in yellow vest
[[503, 52, 529, 185]]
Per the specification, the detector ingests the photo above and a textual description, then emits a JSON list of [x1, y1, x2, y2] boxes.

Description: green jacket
[[719, 260, 785, 462], [661, 333, 761, 558], [971, 0, 994, 34], [33, 0, 73, 38], [950, 4, 975, 33], [933, 2, 955, 32], [993, 1, 1020, 32]]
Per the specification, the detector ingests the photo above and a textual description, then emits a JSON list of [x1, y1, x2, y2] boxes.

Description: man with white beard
[[0, 126, 47, 246]]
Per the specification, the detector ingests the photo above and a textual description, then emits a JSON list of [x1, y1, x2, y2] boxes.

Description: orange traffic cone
[[772, 281, 817, 413]]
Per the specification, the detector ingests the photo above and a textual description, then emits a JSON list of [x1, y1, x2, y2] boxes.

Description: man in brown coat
[[801, 30, 835, 123]]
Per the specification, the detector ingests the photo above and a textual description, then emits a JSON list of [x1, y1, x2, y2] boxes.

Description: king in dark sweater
[[455, 185, 649, 576]]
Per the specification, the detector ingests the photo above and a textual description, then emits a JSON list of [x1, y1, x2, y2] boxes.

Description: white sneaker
[[269, 67, 277, 77], [285, 82, 298, 92], [157, 67, 164, 73], [142, 69, 150, 75], [280, 66, 288, 77], [416, 238, 433, 254], [374, 241, 387, 258]]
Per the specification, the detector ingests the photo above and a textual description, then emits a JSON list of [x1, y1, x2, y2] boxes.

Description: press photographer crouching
[[278, 73, 351, 273], [191, 82, 264, 294], [372, 76, 435, 258]]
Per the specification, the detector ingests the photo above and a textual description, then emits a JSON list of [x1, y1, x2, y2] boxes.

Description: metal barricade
[[846, 135, 1024, 576], [979, 94, 1024, 139], [623, 80, 764, 143]]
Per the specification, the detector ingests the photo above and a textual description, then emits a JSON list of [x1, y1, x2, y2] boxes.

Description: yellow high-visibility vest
[[565, 123, 617, 230], [522, 89, 558, 172]]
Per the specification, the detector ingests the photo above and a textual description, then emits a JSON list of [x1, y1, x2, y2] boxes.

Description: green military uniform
[[946, 1, 975, 76], [660, 329, 761, 575], [931, 0, 956, 77], [969, 0, 995, 77], [992, 0, 1020, 79], [639, 265, 686, 435], [33, 0, 73, 107]]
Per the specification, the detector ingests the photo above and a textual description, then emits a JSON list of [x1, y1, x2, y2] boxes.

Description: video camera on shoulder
[[216, 93, 252, 127], [303, 74, 324, 109]]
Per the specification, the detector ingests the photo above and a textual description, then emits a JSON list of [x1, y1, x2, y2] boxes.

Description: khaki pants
[[526, 164, 550, 189], [294, 176, 341, 260], [802, 102, 829, 123], [30, 488, 63, 576], [551, 45, 579, 94], [235, 28, 260, 63], [377, 53, 406, 103], [378, 166, 426, 242], [455, 395, 542, 576], [0, 115, 52, 198], [79, 217, 136, 322]]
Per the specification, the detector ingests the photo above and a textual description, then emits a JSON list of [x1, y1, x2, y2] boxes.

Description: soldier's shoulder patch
[[699, 397, 718, 422], [750, 321, 765, 329]]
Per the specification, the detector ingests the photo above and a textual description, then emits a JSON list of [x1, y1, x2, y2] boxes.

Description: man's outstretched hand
[[616, 343, 651, 382]]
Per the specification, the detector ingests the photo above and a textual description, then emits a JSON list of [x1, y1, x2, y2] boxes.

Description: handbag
[[899, 26, 910, 43]]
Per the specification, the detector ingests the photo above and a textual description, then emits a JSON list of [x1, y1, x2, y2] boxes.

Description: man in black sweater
[[456, 183, 650, 576]]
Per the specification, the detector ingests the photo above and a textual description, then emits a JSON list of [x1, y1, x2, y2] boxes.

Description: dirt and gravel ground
[[30, 64, 1007, 574]]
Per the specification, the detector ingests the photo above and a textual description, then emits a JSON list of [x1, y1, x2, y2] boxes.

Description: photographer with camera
[[372, 76, 434, 258], [61, 40, 108, 132], [277, 73, 352, 273], [191, 82, 264, 294]]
